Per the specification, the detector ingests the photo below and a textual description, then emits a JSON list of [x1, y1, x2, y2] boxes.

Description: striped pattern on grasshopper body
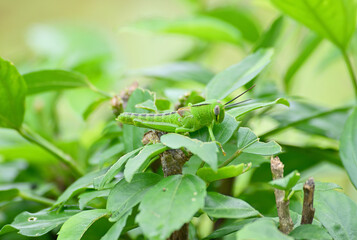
[[117, 85, 255, 147], [118, 100, 224, 134]]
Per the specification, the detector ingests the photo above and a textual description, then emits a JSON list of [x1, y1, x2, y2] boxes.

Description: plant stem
[[271, 156, 294, 234], [17, 125, 84, 177], [342, 50, 357, 100], [301, 177, 315, 224], [89, 84, 112, 99], [18, 191, 55, 206], [219, 150, 242, 168]]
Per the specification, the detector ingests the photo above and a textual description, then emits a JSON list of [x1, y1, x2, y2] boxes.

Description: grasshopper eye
[[214, 105, 220, 120]]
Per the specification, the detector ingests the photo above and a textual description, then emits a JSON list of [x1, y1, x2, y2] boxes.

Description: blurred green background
[[1, 0, 356, 204]]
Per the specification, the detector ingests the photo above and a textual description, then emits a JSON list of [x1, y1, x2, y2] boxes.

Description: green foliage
[[340, 107, 357, 188], [136, 174, 206, 240], [23, 70, 90, 95], [271, 0, 356, 49], [203, 192, 260, 219], [0, 58, 27, 129], [1, 1, 356, 239], [236, 218, 293, 240], [206, 49, 273, 100], [57, 209, 109, 240], [314, 190, 357, 240]]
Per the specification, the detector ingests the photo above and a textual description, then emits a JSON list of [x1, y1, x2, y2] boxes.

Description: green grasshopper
[[117, 85, 255, 151]]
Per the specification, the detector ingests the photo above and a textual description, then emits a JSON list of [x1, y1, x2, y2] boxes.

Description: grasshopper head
[[213, 101, 225, 123]]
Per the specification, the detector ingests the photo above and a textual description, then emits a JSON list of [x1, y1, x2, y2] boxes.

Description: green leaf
[[284, 34, 322, 92], [129, 62, 214, 84], [190, 114, 240, 145], [271, 0, 356, 49], [128, 17, 241, 44], [52, 169, 106, 208], [203, 219, 256, 240], [237, 127, 282, 155], [253, 16, 284, 51], [314, 190, 357, 240], [227, 98, 289, 119], [203, 192, 260, 219], [122, 88, 155, 152], [292, 181, 342, 192], [0, 57, 27, 129], [289, 224, 332, 240], [204, 6, 260, 42], [98, 147, 143, 189], [135, 99, 157, 112], [265, 101, 350, 140], [107, 173, 162, 222], [23, 70, 90, 95], [137, 174, 206, 240], [161, 133, 218, 170], [0, 208, 80, 237], [206, 49, 273, 100], [197, 164, 245, 183], [236, 218, 294, 240], [57, 209, 109, 240], [0, 160, 27, 183], [268, 170, 300, 191], [340, 107, 357, 188], [155, 98, 171, 111], [78, 189, 110, 210], [124, 144, 168, 182], [101, 210, 131, 240]]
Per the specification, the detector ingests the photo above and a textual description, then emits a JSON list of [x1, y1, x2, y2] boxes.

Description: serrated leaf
[[135, 99, 157, 112], [0, 57, 27, 129], [292, 181, 342, 192], [206, 49, 273, 100], [129, 62, 214, 84], [107, 173, 162, 222], [269, 170, 300, 191], [161, 133, 218, 170], [237, 127, 282, 155], [0, 208, 80, 237], [122, 88, 155, 152], [155, 98, 171, 111], [236, 218, 293, 240], [197, 164, 245, 183], [137, 174, 206, 240], [314, 190, 357, 240], [227, 98, 289, 119], [57, 209, 109, 240], [23, 70, 90, 95], [101, 210, 131, 240], [271, 0, 356, 49], [128, 17, 241, 44], [124, 144, 168, 182], [289, 224, 332, 240], [98, 147, 143, 189], [52, 169, 106, 208], [204, 192, 260, 219], [78, 189, 110, 210], [340, 107, 357, 189]]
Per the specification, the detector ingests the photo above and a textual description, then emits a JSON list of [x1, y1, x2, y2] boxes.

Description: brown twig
[[271, 156, 294, 234], [142, 130, 192, 240], [301, 177, 315, 224]]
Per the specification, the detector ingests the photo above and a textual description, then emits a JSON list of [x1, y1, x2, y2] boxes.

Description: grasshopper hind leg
[[133, 119, 178, 132]]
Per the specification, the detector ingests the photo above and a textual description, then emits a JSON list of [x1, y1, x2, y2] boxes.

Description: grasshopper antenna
[[224, 84, 256, 106], [225, 99, 252, 109]]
